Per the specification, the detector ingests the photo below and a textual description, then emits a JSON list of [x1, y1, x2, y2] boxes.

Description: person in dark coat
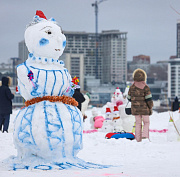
[[0, 77, 14, 133], [72, 88, 85, 111], [171, 96, 180, 111]]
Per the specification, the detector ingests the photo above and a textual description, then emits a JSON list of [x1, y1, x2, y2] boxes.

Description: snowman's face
[[25, 21, 66, 59], [113, 119, 122, 126], [113, 112, 119, 117], [106, 113, 111, 119]]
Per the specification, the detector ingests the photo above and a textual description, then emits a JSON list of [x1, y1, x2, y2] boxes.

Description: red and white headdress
[[113, 106, 119, 113], [106, 107, 111, 114]]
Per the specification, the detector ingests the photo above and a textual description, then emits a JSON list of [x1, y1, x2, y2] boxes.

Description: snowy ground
[[0, 108, 180, 177]]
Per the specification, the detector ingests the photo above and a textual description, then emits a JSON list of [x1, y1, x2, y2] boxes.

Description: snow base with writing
[[0, 108, 180, 177]]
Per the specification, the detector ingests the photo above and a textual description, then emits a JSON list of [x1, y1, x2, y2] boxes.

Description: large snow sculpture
[[12, 11, 87, 169]]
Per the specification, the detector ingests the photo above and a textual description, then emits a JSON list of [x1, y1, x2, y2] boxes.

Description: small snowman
[[123, 85, 130, 99], [90, 107, 98, 129], [90, 107, 104, 129], [101, 108, 113, 132], [111, 87, 125, 107], [112, 106, 123, 132]]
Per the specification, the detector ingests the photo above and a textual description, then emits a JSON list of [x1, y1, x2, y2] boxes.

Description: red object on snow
[[36, 10, 47, 19], [149, 129, 168, 133], [83, 129, 98, 134], [105, 132, 118, 139]]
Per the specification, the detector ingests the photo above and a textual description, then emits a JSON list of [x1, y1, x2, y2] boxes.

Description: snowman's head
[[113, 112, 119, 117], [25, 10, 66, 59]]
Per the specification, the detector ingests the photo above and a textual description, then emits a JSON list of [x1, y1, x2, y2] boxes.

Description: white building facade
[[168, 58, 180, 99], [101, 30, 127, 84], [63, 30, 127, 88], [61, 53, 84, 90]]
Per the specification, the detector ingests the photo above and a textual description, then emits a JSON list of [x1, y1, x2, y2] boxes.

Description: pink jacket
[[94, 116, 105, 129]]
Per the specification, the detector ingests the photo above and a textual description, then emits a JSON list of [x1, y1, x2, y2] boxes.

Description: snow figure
[[111, 87, 125, 108], [123, 85, 130, 99], [90, 107, 104, 129], [101, 108, 113, 132], [112, 106, 123, 132], [94, 116, 105, 129], [118, 103, 135, 132], [112, 106, 120, 121], [12, 11, 109, 170], [90, 107, 98, 129]]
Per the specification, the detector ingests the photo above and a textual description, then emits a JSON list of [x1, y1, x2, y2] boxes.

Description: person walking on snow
[[0, 76, 14, 133], [171, 96, 180, 112], [127, 68, 153, 142]]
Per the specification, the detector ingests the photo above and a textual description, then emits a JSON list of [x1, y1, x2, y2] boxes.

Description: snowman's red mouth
[[55, 49, 60, 51]]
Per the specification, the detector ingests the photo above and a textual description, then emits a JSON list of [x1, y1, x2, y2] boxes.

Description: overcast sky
[[0, 0, 180, 64]]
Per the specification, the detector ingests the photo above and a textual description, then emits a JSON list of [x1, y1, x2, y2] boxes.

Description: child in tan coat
[[127, 68, 153, 142]]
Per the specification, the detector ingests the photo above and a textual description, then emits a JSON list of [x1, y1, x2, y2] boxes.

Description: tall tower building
[[100, 30, 127, 84], [63, 30, 127, 85], [18, 40, 29, 62], [61, 53, 84, 90], [63, 31, 101, 80], [168, 59, 180, 99], [177, 20, 180, 58]]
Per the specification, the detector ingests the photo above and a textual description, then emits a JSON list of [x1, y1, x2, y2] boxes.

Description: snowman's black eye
[[45, 30, 52, 35]]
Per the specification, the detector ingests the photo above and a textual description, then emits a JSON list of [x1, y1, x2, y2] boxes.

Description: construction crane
[[92, 0, 107, 79]]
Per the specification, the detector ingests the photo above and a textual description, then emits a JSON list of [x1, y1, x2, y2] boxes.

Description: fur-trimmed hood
[[1, 76, 12, 87], [132, 68, 147, 82]]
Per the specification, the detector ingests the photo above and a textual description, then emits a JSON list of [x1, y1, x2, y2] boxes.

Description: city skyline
[[0, 0, 180, 64]]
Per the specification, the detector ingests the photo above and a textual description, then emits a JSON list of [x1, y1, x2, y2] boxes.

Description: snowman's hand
[[17, 64, 34, 99]]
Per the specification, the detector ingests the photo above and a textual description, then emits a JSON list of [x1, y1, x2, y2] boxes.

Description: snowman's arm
[[17, 64, 33, 100], [63, 73, 74, 97]]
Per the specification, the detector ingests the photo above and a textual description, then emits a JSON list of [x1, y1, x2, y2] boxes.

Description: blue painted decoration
[[39, 38, 49, 46], [63, 40, 66, 48]]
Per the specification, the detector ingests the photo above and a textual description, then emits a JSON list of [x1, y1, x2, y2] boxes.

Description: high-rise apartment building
[[177, 20, 180, 58], [100, 30, 127, 84], [62, 31, 102, 80], [18, 40, 29, 62], [167, 20, 180, 100], [63, 30, 127, 85], [168, 59, 180, 99], [61, 53, 84, 90]]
